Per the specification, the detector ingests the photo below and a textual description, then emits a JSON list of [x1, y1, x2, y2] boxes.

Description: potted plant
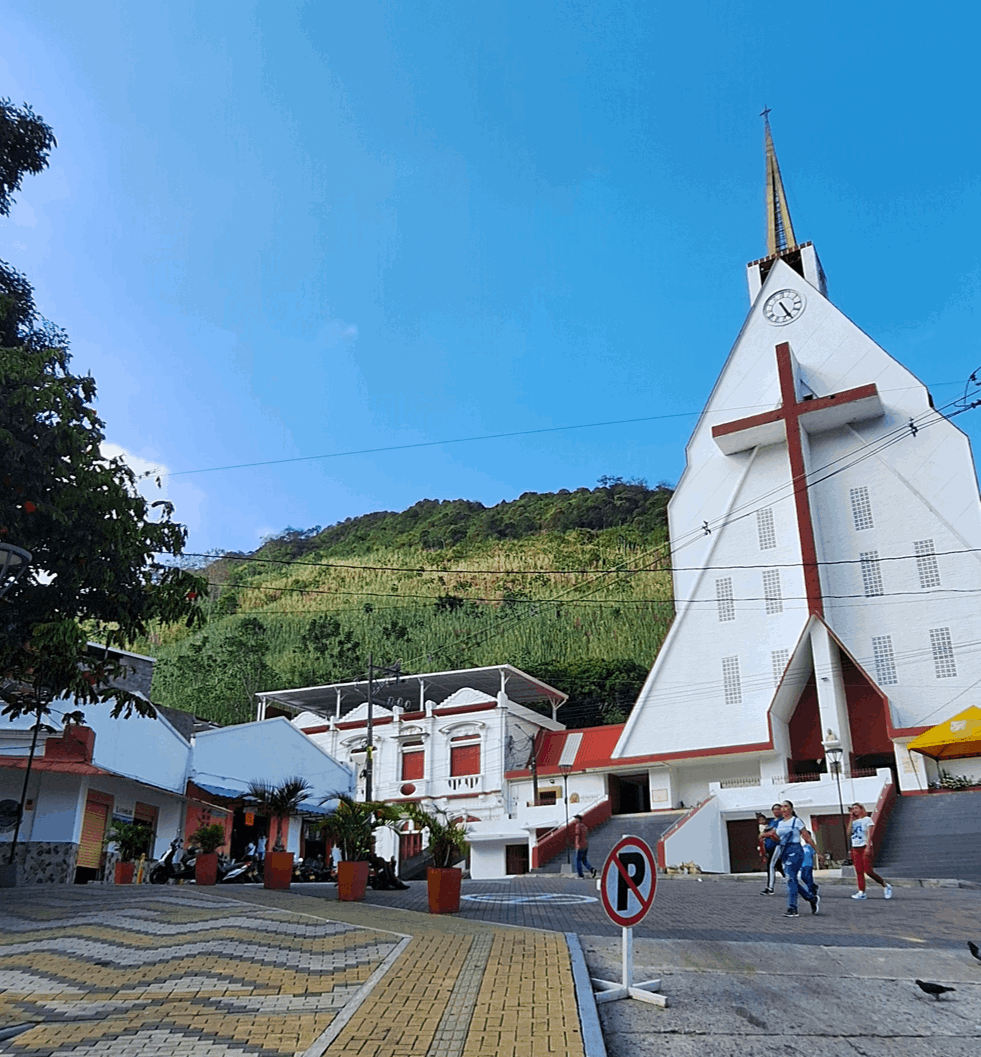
[[404, 802, 470, 914], [188, 822, 226, 886], [247, 777, 312, 890], [105, 820, 151, 885], [318, 793, 401, 901]]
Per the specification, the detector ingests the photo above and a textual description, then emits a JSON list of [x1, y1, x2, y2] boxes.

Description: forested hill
[[143, 479, 676, 729]]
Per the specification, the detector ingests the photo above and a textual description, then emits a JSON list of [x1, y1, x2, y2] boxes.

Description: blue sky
[[2, 1, 979, 556]]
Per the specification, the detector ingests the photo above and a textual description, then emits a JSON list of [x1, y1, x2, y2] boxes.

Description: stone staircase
[[874, 789, 981, 883], [533, 810, 685, 873]]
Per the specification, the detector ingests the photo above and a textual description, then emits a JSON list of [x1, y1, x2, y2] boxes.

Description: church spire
[[762, 108, 797, 256]]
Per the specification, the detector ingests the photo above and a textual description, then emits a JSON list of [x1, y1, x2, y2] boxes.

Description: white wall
[[661, 797, 725, 872]]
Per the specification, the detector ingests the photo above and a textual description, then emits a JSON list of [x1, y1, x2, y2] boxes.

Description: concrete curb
[[565, 931, 607, 1057]]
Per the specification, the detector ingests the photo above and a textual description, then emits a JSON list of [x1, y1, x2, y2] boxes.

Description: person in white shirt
[[849, 803, 892, 901], [762, 801, 820, 917]]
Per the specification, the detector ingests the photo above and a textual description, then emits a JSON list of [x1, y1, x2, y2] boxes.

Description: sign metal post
[[593, 834, 666, 1007]]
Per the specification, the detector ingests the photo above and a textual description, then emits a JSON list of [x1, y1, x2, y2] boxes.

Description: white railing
[[447, 775, 480, 792], [718, 777, 761, 789]]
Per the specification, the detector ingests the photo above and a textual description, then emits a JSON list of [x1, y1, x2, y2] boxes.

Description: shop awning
[[907, 706, 981, 761]]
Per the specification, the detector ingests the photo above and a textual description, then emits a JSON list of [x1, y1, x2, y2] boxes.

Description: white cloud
[[101, 442, 205, 535]]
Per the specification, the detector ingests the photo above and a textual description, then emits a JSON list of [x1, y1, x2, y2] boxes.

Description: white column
[[809, 623, 853, 760]]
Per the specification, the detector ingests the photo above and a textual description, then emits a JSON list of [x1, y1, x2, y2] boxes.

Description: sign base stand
[[590, 926, 667, 1007]]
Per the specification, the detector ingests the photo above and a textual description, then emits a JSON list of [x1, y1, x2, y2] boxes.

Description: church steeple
[[746, 110, 826, 302], [763, 109, 797, 255]]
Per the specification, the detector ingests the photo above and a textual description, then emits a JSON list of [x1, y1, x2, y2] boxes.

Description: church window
[[871, 635, 897, 685], [763, 569, 783, 614], [859, 551, 884, 597], [771, 649, 789, 687], [757, 508, 777, 550], [914, 539, 941, 589], [850, 487, 874, 531], [722, 655, 742, 705], [929, 627, 957, 679], [716, 578, 735, 622]]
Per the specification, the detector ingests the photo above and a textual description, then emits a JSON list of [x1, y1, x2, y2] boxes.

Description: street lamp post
[[0, 543, 32, 885], [0, 543, 32, 598], [822, 731, 850, 865], [559, 764, 572, 866]]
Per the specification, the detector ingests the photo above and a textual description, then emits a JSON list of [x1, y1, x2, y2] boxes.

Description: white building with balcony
[[258, 665, 566, 877]]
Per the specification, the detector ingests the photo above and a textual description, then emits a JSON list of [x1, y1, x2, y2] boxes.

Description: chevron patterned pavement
[[0, 888, 405, 1056]]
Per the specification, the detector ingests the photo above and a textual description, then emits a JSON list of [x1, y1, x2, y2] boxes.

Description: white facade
[[265, 666, 566, 877], [615, 251, 981, 794]]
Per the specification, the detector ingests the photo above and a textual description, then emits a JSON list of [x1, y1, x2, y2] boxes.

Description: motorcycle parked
[[293, 857, 332, 884], [216, 853, 259, 884], [149, 839, 197, 884]]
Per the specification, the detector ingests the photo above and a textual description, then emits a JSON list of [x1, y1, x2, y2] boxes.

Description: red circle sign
[[600, 835, 657, 927]]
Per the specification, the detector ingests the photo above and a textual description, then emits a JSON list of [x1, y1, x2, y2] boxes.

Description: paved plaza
[[1, 875, 979, 1056]]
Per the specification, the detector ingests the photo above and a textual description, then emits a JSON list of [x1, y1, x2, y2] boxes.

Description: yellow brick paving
[[0, 887, 586, 1057]]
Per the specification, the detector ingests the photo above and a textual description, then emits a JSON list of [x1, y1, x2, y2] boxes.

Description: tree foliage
[[153, 617, 281, 724], [522, 658, 650, 727], [0, 107, 205, 720], [0, 99, 56, 217]]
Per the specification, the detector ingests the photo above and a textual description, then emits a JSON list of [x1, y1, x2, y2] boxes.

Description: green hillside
[[141, 480, 676, 728]]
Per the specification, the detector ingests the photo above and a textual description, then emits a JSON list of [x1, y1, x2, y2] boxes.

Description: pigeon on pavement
[[968, 941, 981, 963], [915, 979, 956, 1001]]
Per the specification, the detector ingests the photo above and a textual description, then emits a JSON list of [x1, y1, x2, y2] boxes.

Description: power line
[[148, 380, 970, 479], [184, 544, 981, 576]]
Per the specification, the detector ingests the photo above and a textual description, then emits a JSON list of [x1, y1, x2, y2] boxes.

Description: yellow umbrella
[[907, 706, 981, 761]]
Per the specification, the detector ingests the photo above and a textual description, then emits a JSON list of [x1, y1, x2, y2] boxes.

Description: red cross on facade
[[711, 342, 883, 616]]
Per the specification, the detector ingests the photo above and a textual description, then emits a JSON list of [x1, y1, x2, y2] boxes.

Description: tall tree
[[1, 103, 205, 721]]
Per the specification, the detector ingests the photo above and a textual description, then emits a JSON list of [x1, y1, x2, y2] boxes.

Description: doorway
[[726, 818, 764, 873], [810, 813, 850, 867], [609, 773, 651, 814]]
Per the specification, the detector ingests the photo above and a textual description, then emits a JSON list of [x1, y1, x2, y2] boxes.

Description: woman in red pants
[[849, 803, 893, 900]]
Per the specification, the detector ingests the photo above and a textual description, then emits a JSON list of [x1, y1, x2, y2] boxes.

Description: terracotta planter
[[336, 860, 369, 902], [263, 850, 294, 890], [195, 851, 219, 886], [427, 867, 462, 914], [114, 861, 136, 885]]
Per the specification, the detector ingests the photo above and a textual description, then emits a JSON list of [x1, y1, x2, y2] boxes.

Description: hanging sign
[[245, 811, 255, 827]]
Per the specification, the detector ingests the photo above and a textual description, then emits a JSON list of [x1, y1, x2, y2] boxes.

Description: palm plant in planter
[[318, 793, 401, 901], [404, 802, 470, 914], [188, 822, 226, 886], [105, 820, 151, 885], [247, 777, 312, 889]]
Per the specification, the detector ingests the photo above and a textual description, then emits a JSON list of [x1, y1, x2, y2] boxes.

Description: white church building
[[608, 120, 981, 870], [261, 125, 981, 879]]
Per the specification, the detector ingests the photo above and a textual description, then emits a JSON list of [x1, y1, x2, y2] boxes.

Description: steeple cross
[[711, 342, 883, 615]]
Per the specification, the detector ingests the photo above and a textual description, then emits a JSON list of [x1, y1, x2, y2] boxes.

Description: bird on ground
[[915, 979, 955, 1001], [968, 940, 981, 963]]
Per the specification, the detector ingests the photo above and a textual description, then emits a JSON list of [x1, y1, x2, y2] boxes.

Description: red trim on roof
[[0, 757, 108, 776], [433, 701, 496, 717]]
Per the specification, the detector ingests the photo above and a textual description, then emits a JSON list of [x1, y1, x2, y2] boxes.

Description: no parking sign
[[600, 835, 657, 928]]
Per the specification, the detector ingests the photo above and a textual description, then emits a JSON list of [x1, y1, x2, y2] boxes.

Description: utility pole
[[364, 655, 401, 802]]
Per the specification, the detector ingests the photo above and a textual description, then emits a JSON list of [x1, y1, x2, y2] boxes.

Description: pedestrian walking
[[571, 814, 596, 879], [758, 802, 785, 894], [762, 801, 819, 917], [848, 803, 892, 900]]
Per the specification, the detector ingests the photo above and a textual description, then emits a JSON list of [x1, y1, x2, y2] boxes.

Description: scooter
[[216, 854, 259, 884], [149, 839, 197, 884]]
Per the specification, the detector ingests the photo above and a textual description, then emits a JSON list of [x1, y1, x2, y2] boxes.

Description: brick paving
[[3, 874, 979, 1056], [0, 885, 585, 1057]]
